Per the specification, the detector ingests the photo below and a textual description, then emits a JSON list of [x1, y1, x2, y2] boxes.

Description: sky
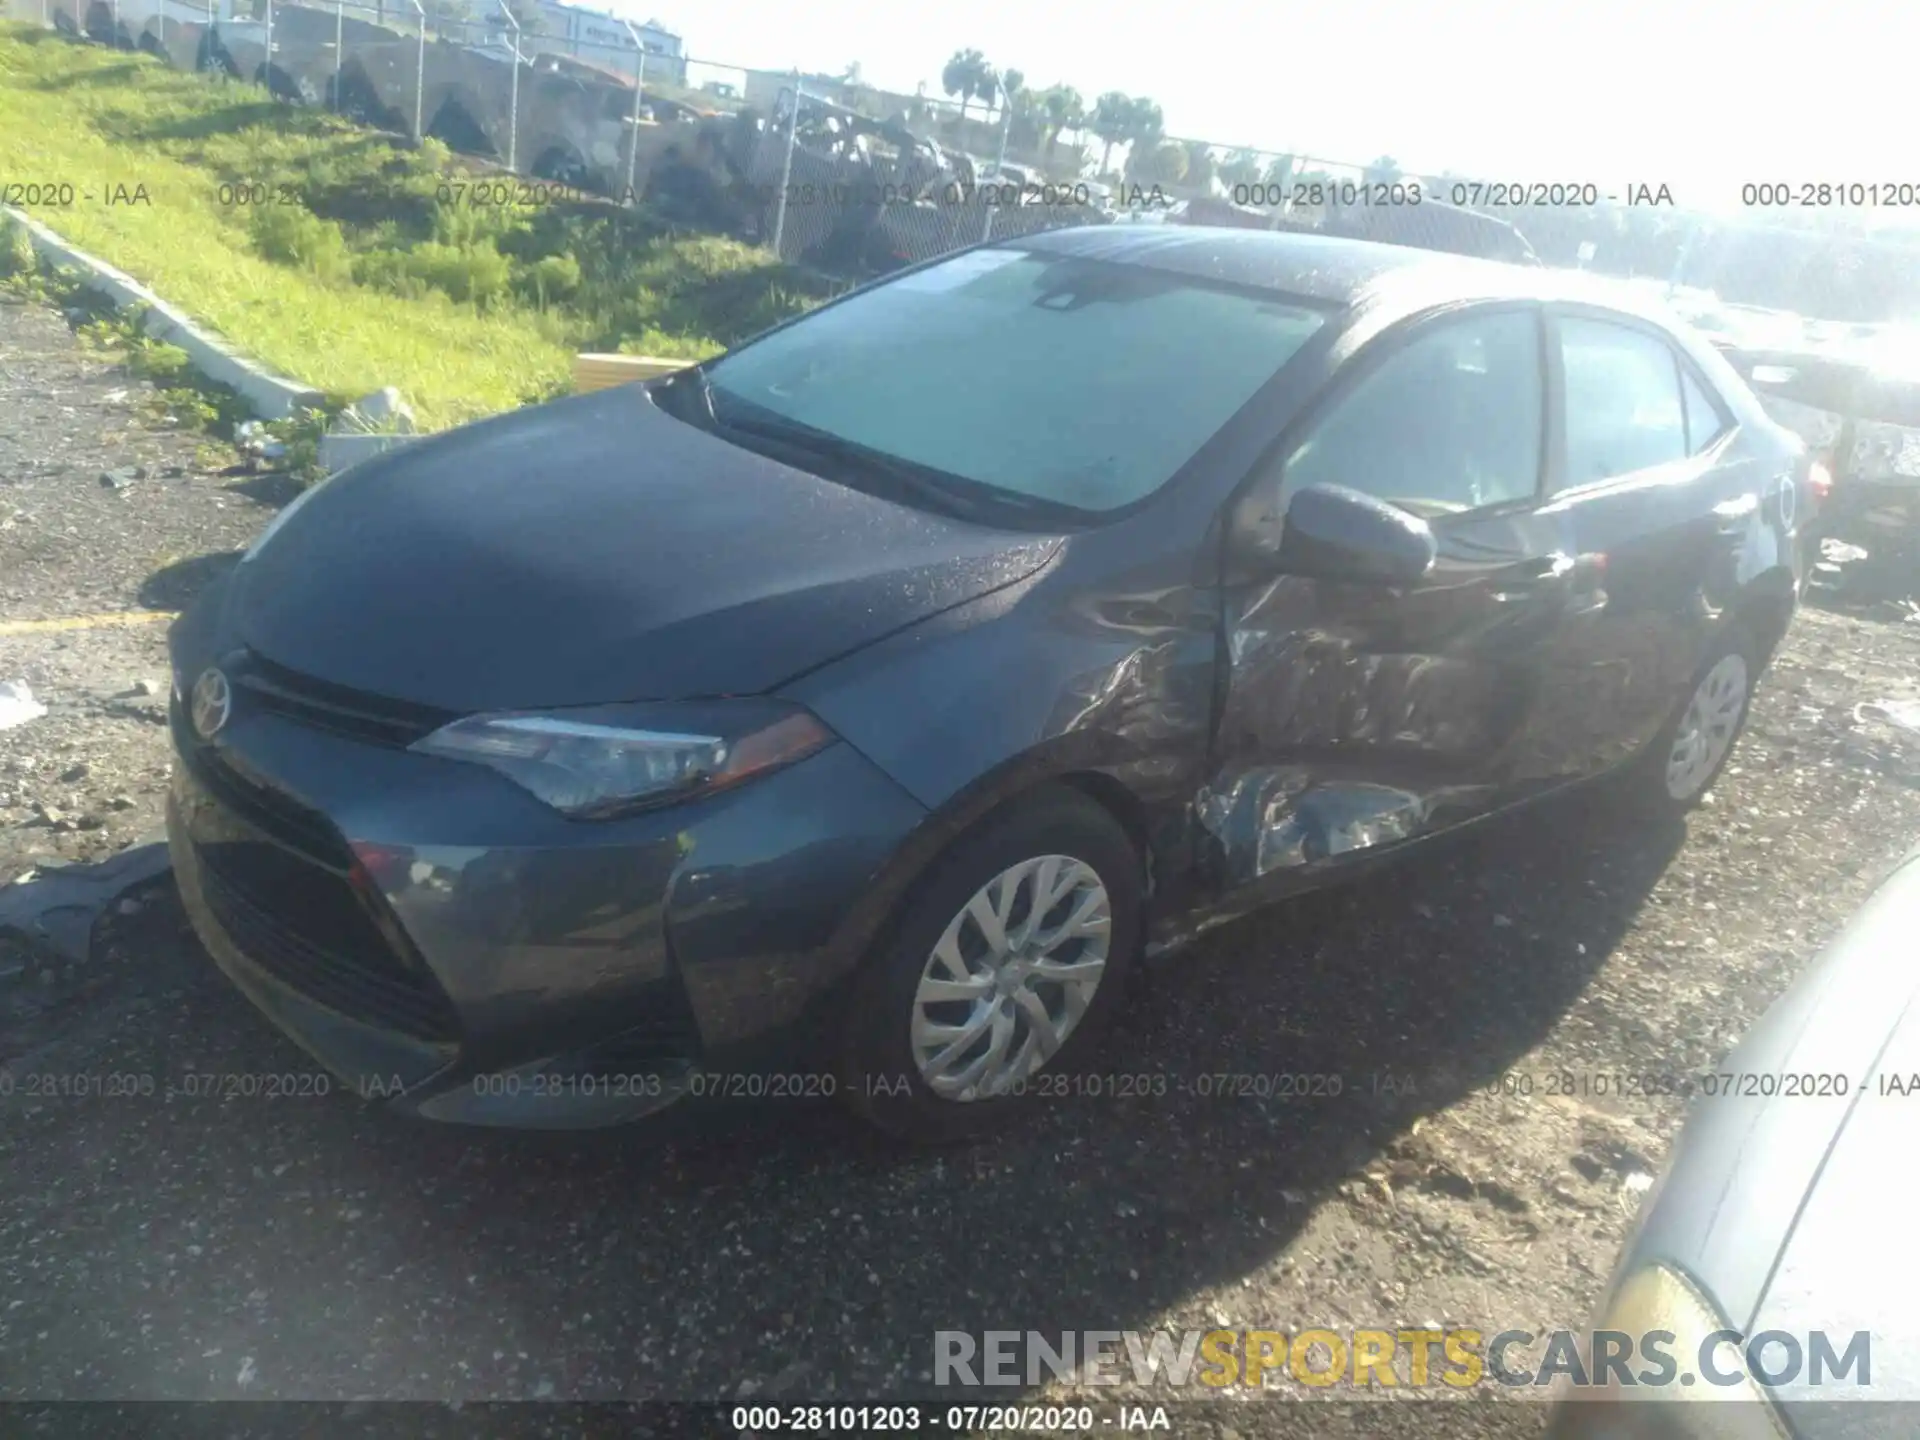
[[611, 0, 1916, 222]]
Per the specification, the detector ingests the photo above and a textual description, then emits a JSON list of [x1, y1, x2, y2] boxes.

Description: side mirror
[[1245, 483, 1437, 586]]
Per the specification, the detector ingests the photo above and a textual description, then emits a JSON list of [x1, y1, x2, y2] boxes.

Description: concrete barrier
[[317, 430, 422, 474], [3, 206, 328, 420]]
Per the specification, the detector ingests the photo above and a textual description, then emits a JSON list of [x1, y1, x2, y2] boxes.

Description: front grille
[[233, 654, 454, 750], [196, 839, 461, 1043], [171, 699, 352, 872], [171, 691, 460, 1044]]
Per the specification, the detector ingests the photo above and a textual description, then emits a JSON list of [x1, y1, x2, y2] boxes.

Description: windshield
[[698, 247, 1329, 519]]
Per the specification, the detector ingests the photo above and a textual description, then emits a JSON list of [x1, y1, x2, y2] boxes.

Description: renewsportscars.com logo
[[933, 1327, 1872, 1391]]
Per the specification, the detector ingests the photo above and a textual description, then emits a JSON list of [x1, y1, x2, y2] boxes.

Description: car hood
[[228, 386, 1064, 713]]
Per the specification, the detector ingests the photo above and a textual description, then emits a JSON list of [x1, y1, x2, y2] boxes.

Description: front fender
[[779, 561, 1221, 958]]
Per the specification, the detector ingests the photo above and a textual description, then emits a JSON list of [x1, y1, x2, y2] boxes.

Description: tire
[[838, 786, 1143, 1144], [1627, 624, 1759, 814]]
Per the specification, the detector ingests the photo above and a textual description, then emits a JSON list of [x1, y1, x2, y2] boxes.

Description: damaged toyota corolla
[[166, 226, 1814, 1141]]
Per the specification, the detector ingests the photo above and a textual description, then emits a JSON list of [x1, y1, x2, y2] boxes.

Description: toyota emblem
[[191, 667, 232, 740]]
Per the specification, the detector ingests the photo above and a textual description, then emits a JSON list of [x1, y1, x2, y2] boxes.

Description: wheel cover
[[909, 855, 1112, 1102], [1665, 652, 1750, 800]]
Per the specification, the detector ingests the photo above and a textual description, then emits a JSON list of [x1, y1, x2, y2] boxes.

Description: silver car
[[1550, 841, 1920, 1436]]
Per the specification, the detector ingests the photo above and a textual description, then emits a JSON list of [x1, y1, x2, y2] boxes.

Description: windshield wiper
[[649, 364, 718, 429], [711, 406, 1000, 523]]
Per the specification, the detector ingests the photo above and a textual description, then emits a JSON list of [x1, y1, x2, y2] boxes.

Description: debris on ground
[[233, 419, 287, 461], [0, 680, 47, 730], [1857, 698, 1920, 736], [0, 834, 171, 968], [1822, 538, 1871, 565]]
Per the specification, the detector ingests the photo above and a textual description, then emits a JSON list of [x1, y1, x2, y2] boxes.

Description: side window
[[1278, 308, 1544, 519], [1559, 317, 1688, 485], [1680, 366, 1728, 455]]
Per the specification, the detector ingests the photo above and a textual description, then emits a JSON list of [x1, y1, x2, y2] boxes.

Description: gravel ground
[[5, 287, 1920, 1435]]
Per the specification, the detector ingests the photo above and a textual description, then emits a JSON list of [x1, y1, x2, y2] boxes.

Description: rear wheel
[[838, 787, 1142, 1144], [1629, 625, 1758, 813]]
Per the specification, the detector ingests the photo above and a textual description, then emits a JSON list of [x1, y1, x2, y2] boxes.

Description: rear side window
[[1559, 317, 1688, 485], [1680, 366, 1728, 454]]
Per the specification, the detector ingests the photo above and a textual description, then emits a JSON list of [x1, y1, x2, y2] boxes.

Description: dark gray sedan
[[166, 227, 1814, 1140]]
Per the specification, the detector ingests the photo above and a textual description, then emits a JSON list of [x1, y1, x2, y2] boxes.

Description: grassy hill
[[0, 24, 836, 429]]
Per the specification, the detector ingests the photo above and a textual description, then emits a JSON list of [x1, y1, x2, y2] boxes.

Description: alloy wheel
[[1664, 652, 1751, 801], [909, 854, 1112, 1102]]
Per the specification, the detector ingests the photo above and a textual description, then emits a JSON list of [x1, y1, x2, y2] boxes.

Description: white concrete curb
[[2, 206, 328, 421]]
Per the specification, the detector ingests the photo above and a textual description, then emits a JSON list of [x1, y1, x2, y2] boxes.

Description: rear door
[[1507, 305, 1755, 782], [1201, 302, 1612, 901]]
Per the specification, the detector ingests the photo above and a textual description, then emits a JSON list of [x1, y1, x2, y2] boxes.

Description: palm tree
[[973, 67, 997, 118], [1218, 148, 1263, 190], [1140, 142, 1187, 188], [1182, 140, 1215, 192], [1364, 154, 1402, 187], [1088, 91, 1133, 177], [1006, 87, 1045, 153], [942, 49, 990, 125], [1122, 98, 1165, 181], [1039, 85, 1084, 168]]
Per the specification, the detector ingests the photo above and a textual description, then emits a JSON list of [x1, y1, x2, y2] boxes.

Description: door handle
[[1491, 552, 1607, 605], [1490, 553, 1577, 601]]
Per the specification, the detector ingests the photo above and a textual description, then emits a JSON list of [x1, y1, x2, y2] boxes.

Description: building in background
[[489, 4, 686, 83]]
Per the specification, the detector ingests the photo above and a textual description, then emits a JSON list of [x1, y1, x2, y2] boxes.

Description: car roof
[[1013, 225, 1687, 329]]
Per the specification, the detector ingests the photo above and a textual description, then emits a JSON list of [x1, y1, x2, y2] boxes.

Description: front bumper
[[165, 678, 928, 1129]]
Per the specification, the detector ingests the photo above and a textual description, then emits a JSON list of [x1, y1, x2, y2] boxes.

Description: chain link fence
[[10, 0, 1919, 321], [0, 0, 1103, 268]]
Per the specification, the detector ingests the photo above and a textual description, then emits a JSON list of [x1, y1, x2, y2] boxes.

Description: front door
[[1198, 302, 1609, 903]]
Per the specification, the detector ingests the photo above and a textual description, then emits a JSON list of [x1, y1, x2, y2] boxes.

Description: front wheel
[[838, 787, 1142, 1144], [1629, 625, 1758, 813]]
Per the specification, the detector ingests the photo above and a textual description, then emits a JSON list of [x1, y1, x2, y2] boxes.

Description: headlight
[[411, 698, 835, 818], [1552, 1261, 1782, 1439]]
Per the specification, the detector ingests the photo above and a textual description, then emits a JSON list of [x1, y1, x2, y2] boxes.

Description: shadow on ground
[[26, 55, 145, 92], [139, 549, 241, 610], [221, 471, 306, 507]]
